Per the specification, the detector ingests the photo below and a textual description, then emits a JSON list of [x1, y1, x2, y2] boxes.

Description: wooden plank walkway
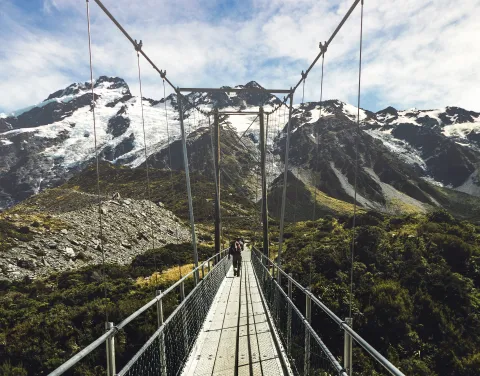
[[182, 250, 287, 376]]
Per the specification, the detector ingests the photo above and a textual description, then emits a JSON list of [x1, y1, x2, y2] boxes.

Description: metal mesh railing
[[251, 250, 346, 376], [251, 247, 405, 376], [48, 250, 231, 376], [118, 256, 231, 376]]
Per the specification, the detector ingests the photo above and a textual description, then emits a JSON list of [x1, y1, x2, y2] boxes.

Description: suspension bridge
[[47, 0, 406, 375]]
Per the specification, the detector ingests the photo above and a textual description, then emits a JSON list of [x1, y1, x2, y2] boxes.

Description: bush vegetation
[[281, 210, 480, 375], [0, 243, 216, 375]]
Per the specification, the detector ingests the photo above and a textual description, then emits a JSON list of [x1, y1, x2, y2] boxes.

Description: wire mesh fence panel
[[119, 257, 231, 376], [289, 301, 307, 375], [310, 338, 343, 376], [251, 250, 346, 376], [121, 336, 163, 376]]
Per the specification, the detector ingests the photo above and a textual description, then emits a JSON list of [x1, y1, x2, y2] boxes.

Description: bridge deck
[[182, 250, 286, 376]]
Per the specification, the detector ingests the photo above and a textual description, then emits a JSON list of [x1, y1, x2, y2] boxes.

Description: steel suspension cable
[[292, 79, 306, 223], [240, 114, 259, 139], [85, 0, 108, 321], [349, 0, 364, 320], [163, 79, 180, 243], [312, 52, 326, 221], [278, 105, 286, 212], [136, 50, 156, 262]]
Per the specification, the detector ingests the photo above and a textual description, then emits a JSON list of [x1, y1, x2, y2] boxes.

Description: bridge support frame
[[213, 109, 222, 257], [344, 317, 353, 375], [259, 107, 269, 262], [304, 289, 311, 375], [105, 322, 116, 376]]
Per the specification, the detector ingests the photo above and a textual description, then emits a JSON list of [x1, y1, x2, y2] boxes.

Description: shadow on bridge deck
[[182, 250, 289, 375]]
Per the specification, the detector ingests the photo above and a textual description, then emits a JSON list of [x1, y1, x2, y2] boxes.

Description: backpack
[[230, 241, 241, 255]]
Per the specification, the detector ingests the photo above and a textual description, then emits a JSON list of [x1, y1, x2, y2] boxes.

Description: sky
[[1, 0, 480, 114]]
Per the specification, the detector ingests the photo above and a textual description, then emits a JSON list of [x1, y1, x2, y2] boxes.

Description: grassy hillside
[[60, 162, 256, 222]]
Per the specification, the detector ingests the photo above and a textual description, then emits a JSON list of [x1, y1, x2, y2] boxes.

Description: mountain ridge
[[1, 76, 480, 218]]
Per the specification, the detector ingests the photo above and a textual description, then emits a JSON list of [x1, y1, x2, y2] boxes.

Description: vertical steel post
[[287, 273, 293, 355], [344, 317, 353, 376], [304, 289, 312, 376], [105, 322, 115, 376], [208, 259, 211, 273], [156, 290, 164, 327], [277, 90, 294, 284], [180, 281, 189, 352], [156, 290, 167, 376], [259, 107, 269, 263], [177, 89, 199, 285], [201, 263, 205, 280], [213, 110, 222, 257]]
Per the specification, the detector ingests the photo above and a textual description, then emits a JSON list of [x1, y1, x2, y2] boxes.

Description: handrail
[[117, 250, 224, 330], [252, 247, 405, 376], [117, 255, 230, 375], [252, 251, 347, 376], [48, 249, 227, 376]]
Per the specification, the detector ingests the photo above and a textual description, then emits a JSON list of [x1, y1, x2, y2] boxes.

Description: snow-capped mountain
[[283, 100, 480, 192], [0, 77, 278, 208], [364, 105, 480, 195], [1, 76, 480, 217]]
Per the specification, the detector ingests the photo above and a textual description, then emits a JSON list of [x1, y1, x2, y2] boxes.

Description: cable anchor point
[[319, 41, 328, 53], [160, 70, 167, 79], [134, 39, 143, 52]]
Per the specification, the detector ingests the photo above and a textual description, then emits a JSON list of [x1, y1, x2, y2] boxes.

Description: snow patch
[[342, 102, 368, 122], [443, 121, 480, 138], [365, 129, 427, 170]]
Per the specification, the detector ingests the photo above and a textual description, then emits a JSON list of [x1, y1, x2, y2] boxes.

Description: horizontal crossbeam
[[216, 111, 259, 115], [178, 87, 292, 94]]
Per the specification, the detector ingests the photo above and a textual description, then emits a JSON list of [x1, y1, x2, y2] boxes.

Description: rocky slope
[[0, 189, 190, 281]]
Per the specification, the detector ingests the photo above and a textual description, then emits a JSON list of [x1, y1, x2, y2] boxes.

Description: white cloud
[[1, 0, 479, 113]]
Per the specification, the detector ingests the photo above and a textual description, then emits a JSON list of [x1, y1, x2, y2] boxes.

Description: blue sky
[[1, 0, 480, 114]]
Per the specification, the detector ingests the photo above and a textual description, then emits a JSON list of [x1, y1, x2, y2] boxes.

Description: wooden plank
[[182, 250, 289, 376]]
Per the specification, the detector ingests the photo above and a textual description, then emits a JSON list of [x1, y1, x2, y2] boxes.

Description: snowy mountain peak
[[376, 106, 398, 116], [43, 76, 130, 103], [242, 81, 263, 89]]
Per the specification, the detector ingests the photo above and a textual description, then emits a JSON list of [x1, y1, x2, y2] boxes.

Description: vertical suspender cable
[[177, 89, 200, 283], [85, 0, 108, 320], [162, 79, 182, 279], [350, 0, 364, 320], [293, 79, 306, 223], [277, 107, 284, 215], [277, 90, 294, 282], [162, 80, 179, 243], [313, 52, 325, 221], [136, 49, 156, 263]]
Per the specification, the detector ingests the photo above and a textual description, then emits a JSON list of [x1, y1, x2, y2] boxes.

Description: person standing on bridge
[[228, 239, 242, 277]]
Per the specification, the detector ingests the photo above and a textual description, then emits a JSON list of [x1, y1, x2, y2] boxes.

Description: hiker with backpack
[[228, 238, 243, 277]]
